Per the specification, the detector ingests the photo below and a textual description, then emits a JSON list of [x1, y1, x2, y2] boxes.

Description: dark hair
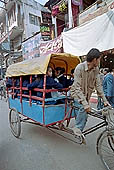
[[86, 48, 101, 62], [61, 68, 65, 74], [71, 69, 75, 74], [103, 68, 113, 73], [55, 67, 62, 72]]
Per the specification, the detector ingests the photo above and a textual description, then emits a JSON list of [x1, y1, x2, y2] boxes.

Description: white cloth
[[62, 9, 114, 56]]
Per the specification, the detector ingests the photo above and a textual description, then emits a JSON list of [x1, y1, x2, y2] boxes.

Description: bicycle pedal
[[82, 135, 86, 145], [74, 134, 86, 145]]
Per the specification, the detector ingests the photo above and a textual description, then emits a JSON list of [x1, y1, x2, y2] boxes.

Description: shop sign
[[106, 0, 114, 10], [72, 0, 82, 6], [42, 12, 52, 24], [22, 33, 41, 60], [79, 0, 114, 25], [40, 24, 55, 41], [40, 35, 63, 57], [79, 3, 97, 25], [79, 4, 108, 25]]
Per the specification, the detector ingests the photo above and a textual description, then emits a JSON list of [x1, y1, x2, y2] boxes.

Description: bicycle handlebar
[[91, 106, 113, 116]]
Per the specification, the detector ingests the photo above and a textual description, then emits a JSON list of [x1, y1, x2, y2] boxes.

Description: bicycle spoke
[[97, 129, 114, 170]]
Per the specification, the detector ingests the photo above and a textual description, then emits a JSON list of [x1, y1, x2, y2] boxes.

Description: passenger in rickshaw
[[70, 48, 110, 137], [27, 75, 42, 90], [6, 77, 20, 98], [6, 77, 13, 88], [55, 67, 67, 88], [22, 75, 30, 98], [27, 66, 63, 104], [67, 68, 75, 87], [7, 76, 30, 98]]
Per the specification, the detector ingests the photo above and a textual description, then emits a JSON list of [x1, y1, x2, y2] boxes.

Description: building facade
[[45, 0, 114, 37], [0, 0, 51, 64]]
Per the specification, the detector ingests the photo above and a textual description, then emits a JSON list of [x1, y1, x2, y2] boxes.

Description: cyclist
[[70, 48, 110, 136]]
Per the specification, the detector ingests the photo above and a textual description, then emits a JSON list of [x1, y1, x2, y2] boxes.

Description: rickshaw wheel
[[9, 108, 21, 138], [97, 128, 114, 170]]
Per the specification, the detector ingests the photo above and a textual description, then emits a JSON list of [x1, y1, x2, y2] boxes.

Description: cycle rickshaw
[[6, 53, 114, 170]]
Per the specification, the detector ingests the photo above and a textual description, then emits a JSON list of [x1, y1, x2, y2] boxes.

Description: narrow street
[[0, 99, 105, 170], [0, 0, 114, 170]]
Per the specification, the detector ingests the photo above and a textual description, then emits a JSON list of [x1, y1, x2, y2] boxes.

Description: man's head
[[55, 67, 62, 77], [86, 48, 101, 68], [103, 68, 110, 75], [47, 66, 52, 77]]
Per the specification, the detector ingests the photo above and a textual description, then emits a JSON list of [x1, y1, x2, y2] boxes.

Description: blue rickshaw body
[[9, 97, 75, 126]]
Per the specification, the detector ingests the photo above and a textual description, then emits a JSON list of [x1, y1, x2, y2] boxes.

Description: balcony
[[0, 26, 23, 44]]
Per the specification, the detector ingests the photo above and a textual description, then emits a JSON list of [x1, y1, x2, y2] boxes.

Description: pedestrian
[[103, 68, 114, 108], [70, 48, 109, 136]]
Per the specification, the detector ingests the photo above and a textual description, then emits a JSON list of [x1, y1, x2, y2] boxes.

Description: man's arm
[[95, 73, 107, 103], [71, 67, 89, 110], [27, 80, 39, 90]]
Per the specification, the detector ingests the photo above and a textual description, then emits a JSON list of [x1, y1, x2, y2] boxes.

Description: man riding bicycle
[[70, 48, 110, 136]]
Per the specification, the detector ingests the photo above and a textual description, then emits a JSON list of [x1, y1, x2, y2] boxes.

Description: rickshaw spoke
[[9, 109, 21, 138]]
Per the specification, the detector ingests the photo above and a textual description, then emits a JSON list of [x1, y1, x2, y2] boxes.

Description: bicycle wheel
[[97, 128, 114, 170], [9, 108, 21, 138]]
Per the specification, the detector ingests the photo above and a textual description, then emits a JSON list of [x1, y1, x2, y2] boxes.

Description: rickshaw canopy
[[6, 53, 81, 77]]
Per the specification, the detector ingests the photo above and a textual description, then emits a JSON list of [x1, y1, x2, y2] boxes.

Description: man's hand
[[104, 101, 111, 107], [85, 107, 91, 113]]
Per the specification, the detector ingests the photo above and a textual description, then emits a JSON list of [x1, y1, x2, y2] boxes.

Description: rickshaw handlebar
[[91, 106, 113, 116]]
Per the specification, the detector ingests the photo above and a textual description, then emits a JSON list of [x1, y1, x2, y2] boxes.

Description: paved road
[[0, 99, 105, 170]]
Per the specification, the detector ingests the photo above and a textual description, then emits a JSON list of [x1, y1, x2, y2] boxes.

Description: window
[[29, 13, 39, 26], [38, 17, 41, 25]]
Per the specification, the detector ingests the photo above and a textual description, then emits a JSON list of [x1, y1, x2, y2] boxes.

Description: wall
[[78, 0, 114, 25], [23, 0, 42, 39]]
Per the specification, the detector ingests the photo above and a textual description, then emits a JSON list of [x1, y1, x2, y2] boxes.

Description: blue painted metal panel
[[9, 97, 22, 113], [44, 104, 65, 125], [9, 97, 75, 126], [22, 101, 43, 124]]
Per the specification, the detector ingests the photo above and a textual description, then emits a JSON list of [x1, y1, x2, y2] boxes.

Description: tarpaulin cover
[[62, 8, 114, 56], [6, 53, 80, 77]]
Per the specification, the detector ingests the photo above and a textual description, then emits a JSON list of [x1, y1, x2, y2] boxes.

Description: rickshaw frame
[[6, 53, 114, 169]]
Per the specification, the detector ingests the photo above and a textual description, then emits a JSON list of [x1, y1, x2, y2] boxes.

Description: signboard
[[40, 35, 63, 57], [22, 33, 41, 60], [79, 3, 108, 25], [40, 24, 51, 41], [42, 12, 52, 24], [72, 0, 82, 6], [79, 3, 97, 19], [40, 24, 55, 41], [107, 0, 114, 10], [79, 0, 114, 25]]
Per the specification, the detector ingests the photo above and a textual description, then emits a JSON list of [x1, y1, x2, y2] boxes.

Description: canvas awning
[[6, 53, 80, 77], [62, 8, 114, 56]]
